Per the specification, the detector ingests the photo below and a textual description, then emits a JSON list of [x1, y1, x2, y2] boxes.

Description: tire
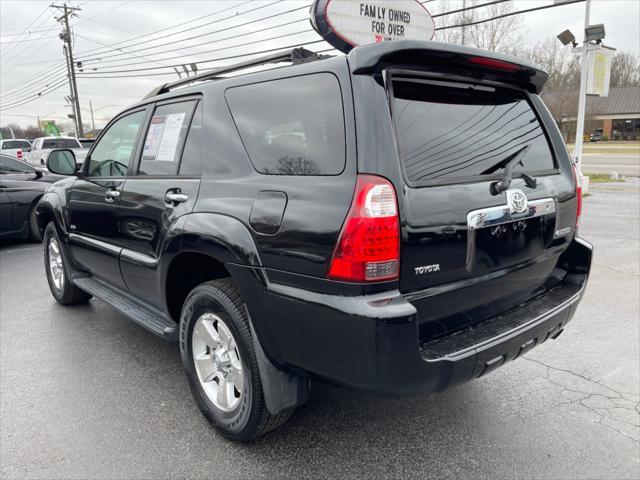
[[29, 204, 41, 242], [180, 278, 292, 441], [43, 222, 92, 305]]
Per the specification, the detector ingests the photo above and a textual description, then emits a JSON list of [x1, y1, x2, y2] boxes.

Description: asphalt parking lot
[[1, 181, 639, 479]]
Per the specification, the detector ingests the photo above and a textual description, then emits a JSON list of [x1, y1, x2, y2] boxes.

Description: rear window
[[2, 141, 30, 150], [43, 138, 81, 149], [79, 139, 94, 148], [226, 73, 345, 175], [392, 79, 555, 184]]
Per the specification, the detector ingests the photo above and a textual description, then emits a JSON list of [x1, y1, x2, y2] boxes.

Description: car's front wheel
[[180, 278, 292, 441], [43, 222, 91, 305]]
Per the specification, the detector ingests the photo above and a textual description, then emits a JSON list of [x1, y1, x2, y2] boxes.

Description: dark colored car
[[590, 128, 603, 142], [37, 41, 592, 441], [0, 154, 61, 241]]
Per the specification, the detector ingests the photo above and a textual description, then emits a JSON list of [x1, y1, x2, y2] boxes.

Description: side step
[[72, 276, 178, 341]]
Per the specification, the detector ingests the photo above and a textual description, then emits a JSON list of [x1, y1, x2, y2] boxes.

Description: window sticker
[[142, 112, 186, 162], [143, 115, 166, 160]]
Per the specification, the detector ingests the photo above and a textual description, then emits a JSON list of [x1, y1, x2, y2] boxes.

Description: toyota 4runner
[[38, 41, 592, 441]]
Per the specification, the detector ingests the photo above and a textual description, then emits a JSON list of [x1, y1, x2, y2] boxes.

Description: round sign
[[310, 0, 435, 53]]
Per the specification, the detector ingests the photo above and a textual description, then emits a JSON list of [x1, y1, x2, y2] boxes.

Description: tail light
[[16, 149, 22, 159], [572, 163, 582, 229], [467, 56, 520, 73], [327, 175, 400, 282]]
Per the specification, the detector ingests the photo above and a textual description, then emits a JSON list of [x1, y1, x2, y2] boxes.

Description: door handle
[[165, 191, 188, 204], [105, 189, 120, 202]]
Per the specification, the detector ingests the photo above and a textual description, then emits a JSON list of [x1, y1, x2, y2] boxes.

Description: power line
[[1, 63, 67, 95], [1, 2, 292, 88], [436, 0, 586, 30], [1, 11, 57, 68], [0, 5, 50, 51], [0, 71, 68, 102], [71, 0, 254, 58], [78, 27, 316, 72], [432, 0, 510, 18], [0, 77, 69, 110], [75, 0, 284, 61], [77, 17, 309, 70], [77, 2, 307, 63], [78, 39, 327, 75]]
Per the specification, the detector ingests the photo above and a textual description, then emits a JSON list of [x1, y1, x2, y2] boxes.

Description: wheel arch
[[35, 191, 65, 237], [160, 212, 262, 322]]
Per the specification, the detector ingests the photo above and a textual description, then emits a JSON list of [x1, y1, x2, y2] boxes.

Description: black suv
[[39, 41, 592, 441]]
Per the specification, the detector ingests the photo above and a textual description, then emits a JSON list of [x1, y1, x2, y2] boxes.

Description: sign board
[[41, 121, 60, 137], [310, 0, 435, 53], [586, 47, 612, 97]]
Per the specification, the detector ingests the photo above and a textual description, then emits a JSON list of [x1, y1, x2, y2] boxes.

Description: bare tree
[[609, 52, 640, 87]]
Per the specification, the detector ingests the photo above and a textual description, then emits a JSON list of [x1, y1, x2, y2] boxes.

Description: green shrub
[[602, 135, 609, 141]]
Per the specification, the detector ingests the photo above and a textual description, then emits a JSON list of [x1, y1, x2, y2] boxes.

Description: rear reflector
[[328, 175, 400, 282], [572, 163, 582, 229], [467, 56, 520, 73]]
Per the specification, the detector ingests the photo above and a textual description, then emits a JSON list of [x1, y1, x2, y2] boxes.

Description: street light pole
[[573, 0, 591, 190]]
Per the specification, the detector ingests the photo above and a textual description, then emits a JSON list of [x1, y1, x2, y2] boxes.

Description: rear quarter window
[[392, 79, 555, 185], [225, 73, 346, 175]]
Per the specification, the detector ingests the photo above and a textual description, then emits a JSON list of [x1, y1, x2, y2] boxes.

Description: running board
[[72, 276, 178, 341]]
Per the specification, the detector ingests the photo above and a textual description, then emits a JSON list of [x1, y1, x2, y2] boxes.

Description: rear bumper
[[230, 237, 592, 396]]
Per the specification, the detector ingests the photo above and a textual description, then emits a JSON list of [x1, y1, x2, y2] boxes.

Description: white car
[[27, 136, 88, 167], [0, 139, 32, 160]]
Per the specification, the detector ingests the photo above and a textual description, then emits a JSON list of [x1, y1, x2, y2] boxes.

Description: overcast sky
[[1, 0, 639, 129]]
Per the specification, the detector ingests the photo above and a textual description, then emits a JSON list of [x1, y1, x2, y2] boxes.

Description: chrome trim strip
[[68, 233, 121, 257], [120, 248, 158, 268], [467, 197, 555, 231]]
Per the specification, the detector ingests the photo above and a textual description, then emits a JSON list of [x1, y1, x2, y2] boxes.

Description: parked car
[[27, 136, 87, 167], [0, 154, 61, 241], [0, 138, 32, 160], [589, 128, 603, 142], [38, 41, 592, 441]]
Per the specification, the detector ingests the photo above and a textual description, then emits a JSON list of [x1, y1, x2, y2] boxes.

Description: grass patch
[[586, 173, 625, 183]]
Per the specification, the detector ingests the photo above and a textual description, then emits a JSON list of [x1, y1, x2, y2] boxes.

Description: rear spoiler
[[348, 40, 548, 94]]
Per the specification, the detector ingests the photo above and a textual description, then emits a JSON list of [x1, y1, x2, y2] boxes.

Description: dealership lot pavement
[[1, 181, 638, 479]]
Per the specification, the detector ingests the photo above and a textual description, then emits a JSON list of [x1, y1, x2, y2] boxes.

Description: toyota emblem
[[507, 189, 528, 214]]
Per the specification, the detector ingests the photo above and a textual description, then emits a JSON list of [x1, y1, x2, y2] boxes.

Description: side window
[[179, 102, 203, 176], [0, 156, 34, 173], [138, 101, 195, 176], [225, 73, 346, 175], [88, 110, 145, 177]]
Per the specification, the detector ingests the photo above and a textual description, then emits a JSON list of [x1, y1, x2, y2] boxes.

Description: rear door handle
[[105, 190, 120, 202], [165, 191, 188, 204]]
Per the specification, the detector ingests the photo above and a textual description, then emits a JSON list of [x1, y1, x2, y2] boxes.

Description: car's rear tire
[[44, 222, 92, 305], [180, 278, 292, 441]]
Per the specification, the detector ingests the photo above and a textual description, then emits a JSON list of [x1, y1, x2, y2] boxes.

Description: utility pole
[[62, 46, 78, 136], [51, 3, 84, 137], [89, 100, 95, 132], [573, 0, 591, 191]]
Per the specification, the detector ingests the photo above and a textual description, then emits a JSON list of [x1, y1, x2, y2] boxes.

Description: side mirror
[[35, 168, 44, 179], [26, 146, 32, 152], [46, 149, 77, 176]]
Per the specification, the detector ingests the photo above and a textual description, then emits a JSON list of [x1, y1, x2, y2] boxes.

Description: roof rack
[[143, 47, 323, 99]]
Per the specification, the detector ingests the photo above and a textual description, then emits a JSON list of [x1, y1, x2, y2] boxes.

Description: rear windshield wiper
[[483, 144, 538, 195]]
